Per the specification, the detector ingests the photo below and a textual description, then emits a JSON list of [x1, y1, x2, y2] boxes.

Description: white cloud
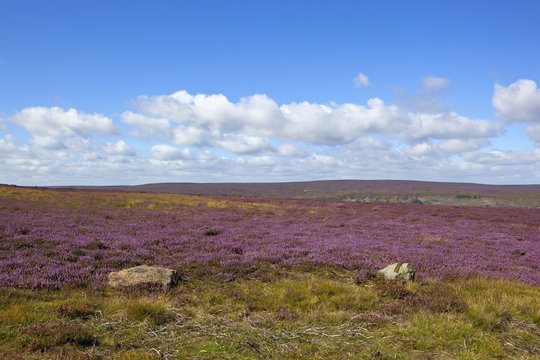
[[121, 111, 171, 138], [464, 149, 540, 166], [31, 136, 67, 150], [353, 73, 370, 88], [526, 124, 540, 146], [277, 143, 310, 157], [407, 112, 501, 141], [408, 142, 434, 156], [131, 91, 285, 144], [172, 125, 209, 146], [492, 79, 540, 123], [128, 90, 497, 148], [438, 138, 489, 154], [278, 98, 408, 145], [11, 107, 117, 139], [9, 107, 118, 152], [102, 140, 135, 156], [135, 91, 284, 133], [422, 76, 451, 93], [345, 136, 389, 151], [0, 135, 21, 153], [214, 134, 275, 155], [406, 138, 489, 158], [150, 144, 193, 161]]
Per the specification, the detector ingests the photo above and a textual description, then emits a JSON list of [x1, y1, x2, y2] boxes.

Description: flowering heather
[[0, 186, 538, 289]]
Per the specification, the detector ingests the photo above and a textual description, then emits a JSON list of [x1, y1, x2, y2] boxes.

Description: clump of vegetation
[[204, 228, 223, 236], [84, 240, 108, 250], [55, 304, 95, 320], [456, 192, 480, 199], [353, 269, 376, 284], [25, 321, 98, 351], [125, 298, 174, 326]]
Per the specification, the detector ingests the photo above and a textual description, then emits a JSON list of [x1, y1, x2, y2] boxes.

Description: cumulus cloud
[[127, 91, 285, 149], [172, 125, 209, 146], [464, 149, 540, 167], [121, 111, 171, 138], [214, 134, 275, 155], [407, 138, 490, 158], [31, 136, 67, 150], [279, 98, 408, 145], [438, 138, 489, 154], [422, 76, 451, 93], [135, 91, 284, 133], [277, 143, 310, 157], [10, 107, 118, 151], [11, 107, 117, 139], [102, 140, 136, 156], [526, 124, 540, 146], [125, 90, 497, 149], [407, 112, 502, 141], [493, 79, 540, 123], [150, 144, 192, 161], [353, 73, 370, 88], [0, 135, 21, 153], [1, 108, 136, 183]]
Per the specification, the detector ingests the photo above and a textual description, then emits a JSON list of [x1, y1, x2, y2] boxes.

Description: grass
[[0, 185, 285, 213], [0, 272, 538, 359], [125, 298, 173, 326]]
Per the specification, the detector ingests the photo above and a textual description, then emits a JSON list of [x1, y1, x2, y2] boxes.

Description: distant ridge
[[62, 180, 540, 208]]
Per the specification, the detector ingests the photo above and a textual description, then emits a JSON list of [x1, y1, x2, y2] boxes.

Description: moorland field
[[74, 180, 540, 208], [0, 183, 538, 359]]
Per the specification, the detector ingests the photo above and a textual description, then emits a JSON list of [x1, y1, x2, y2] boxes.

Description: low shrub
[[55, 304, 95, 320], [376, 281, 467, 314], [203, 228, 222, 236], [25, 322, 97, 351]]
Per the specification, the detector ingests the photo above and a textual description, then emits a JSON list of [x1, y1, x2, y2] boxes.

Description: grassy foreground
[[1, 272, 539, 359]]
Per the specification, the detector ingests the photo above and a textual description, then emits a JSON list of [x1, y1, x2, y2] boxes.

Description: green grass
[[125, 297, 174, 326], [0, 272, 538, 359]]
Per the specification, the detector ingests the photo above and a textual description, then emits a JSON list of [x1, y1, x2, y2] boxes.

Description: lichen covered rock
[[378, 263, 415, 282], [108, 265, 180, 288]]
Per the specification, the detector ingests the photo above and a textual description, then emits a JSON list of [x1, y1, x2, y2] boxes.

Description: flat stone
[[107, 265, 180, 288]]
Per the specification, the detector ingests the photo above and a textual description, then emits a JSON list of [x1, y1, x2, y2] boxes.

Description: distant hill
[[69, 180, 540, 208]]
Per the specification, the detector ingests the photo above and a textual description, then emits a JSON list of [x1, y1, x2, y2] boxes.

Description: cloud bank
[[125, 91, 500, 150], [1, 79, 539, 185]]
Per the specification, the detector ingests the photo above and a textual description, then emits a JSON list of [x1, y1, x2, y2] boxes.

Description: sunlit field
[[1, 185, 539, 359]]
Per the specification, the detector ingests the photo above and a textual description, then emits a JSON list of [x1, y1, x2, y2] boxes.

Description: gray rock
[[377, 263, 415, 282], [108, 265, 180, 288]]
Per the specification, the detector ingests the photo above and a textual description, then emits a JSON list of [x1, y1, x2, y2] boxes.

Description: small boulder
[[108, 265, 180, 289], [377, 263, 415, 282]]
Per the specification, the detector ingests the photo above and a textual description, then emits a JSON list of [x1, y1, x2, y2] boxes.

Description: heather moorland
[[77, 180, 540, 208], [0, 184, 539, 359]]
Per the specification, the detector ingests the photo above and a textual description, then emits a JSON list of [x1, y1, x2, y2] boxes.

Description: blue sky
[[1, 1, 540, 185]]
